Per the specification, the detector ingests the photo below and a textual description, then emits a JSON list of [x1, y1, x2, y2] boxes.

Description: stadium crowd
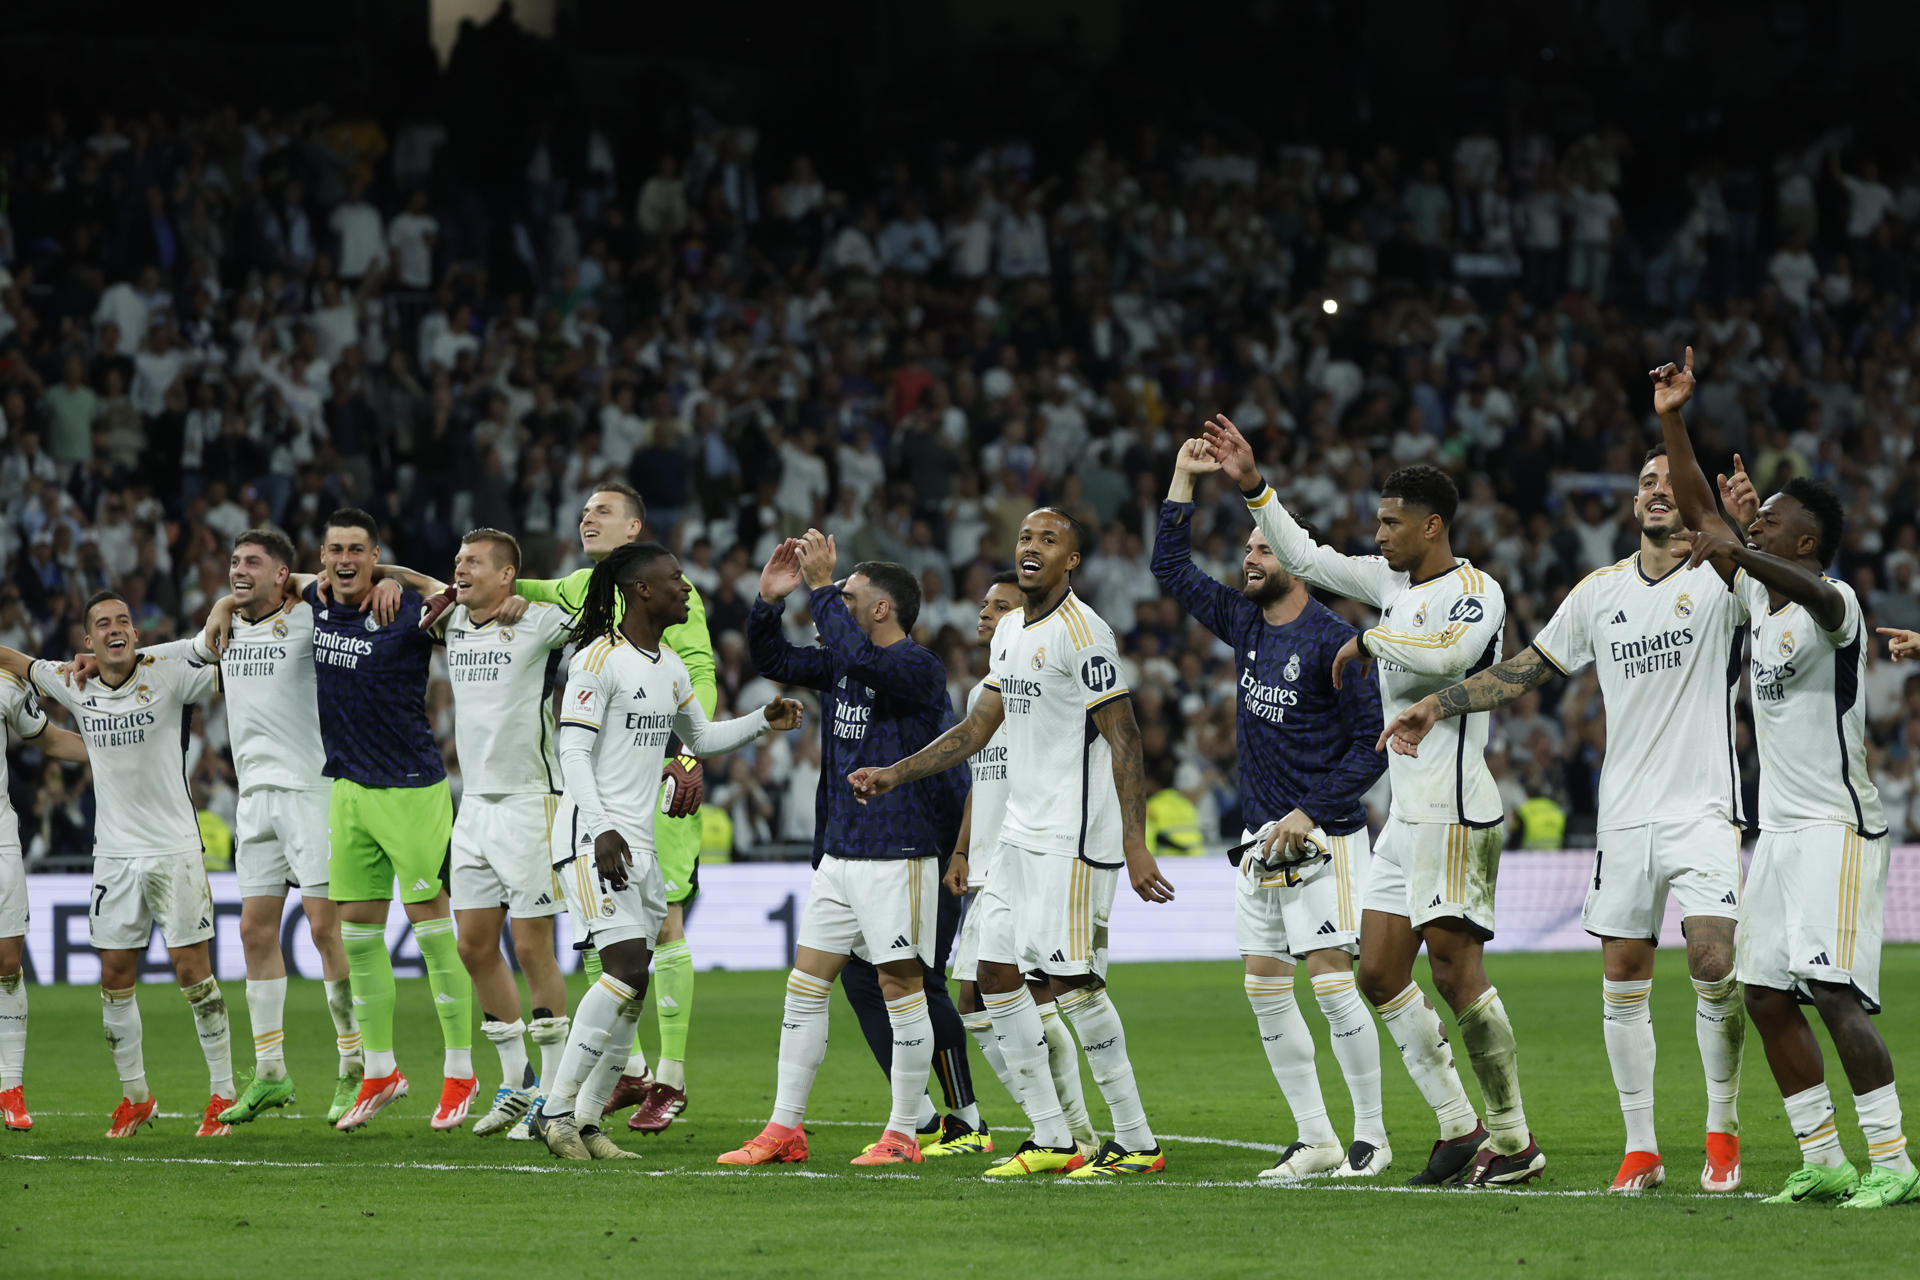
[[4, 100, 1920, 865]]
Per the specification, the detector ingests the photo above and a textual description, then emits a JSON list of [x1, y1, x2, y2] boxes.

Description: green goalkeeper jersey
[[516, 567, 718, 716]]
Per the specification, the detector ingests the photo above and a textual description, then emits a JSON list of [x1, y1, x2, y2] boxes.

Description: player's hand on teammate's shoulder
[[943, 852, 969, 896], [206, 595, 237, 654], [1125, 845, 1175, 904], [759, 539, 805, 603], [1174, 437, 1220, 476], [846, 764, 897, 804], [63, 653, 101, 688], [1331, 634, 1371, 690], [495, 594, 530, 625], [1648, 344, 1697, 415], [1199, 414, 1260, 489], [367, 577, 404, 626], [593, 829, 633, 888], [763, 697, 805, 731], [1878, 627, 1920, 662], [1377, 696, 1439, 756]]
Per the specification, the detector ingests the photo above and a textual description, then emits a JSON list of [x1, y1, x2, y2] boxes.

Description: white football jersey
[[0, 669, 50, 845], [964, 678, 1011, 883], [553, 633, 767, 863], [31, 655, 220, 858], [1531, 554, 1748, 829], [200, 599, 327, 794], [1245, 485, 1505, 826], [984, 591, 1129, 864], [1737, 570, 1884, 835], [444, 601, 572, 796]]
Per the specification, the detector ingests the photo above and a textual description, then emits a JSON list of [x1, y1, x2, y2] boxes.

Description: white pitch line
[[1, 1153, 839, 1178]]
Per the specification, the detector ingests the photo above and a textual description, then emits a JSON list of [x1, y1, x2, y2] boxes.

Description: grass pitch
[[5, 949, 1917, 1278]]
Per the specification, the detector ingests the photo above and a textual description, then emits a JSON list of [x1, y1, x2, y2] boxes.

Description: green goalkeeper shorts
[[655, 804, 701, 906], [327, 777, 455, 905]]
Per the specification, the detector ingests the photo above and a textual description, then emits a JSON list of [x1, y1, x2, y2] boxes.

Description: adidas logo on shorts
[[196, 917, 212, 930], [1316, 921, 1337, 935], [1428, 895, 1443, 909], [889, 935, 912, 951], [1721, 891, 1737, 905], [1809, 951, 1831, 967], [1048, 949, 1067, 964], [411, 879, 432, 892], [534, 893, 552, 906]]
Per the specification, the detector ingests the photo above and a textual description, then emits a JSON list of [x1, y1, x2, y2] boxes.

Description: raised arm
[[811, 585, 949, 707], [373, 562, 448, 596], [1358, 582, 1506, 680], [1092, 696, 1175, 903], [1652, 346, 1740, 586], [1202, 414, 1391, 606], [0, 647, 32, 682], [746, 541, 834, 690], [848, 686, 1005, 800], [1671, 528, 1847, 633], [1377, 645, 1559, 756], [1152, 451, 1246, 641]]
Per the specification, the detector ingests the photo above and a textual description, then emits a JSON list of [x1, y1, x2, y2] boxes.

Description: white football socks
[[183, 977, 235, 1099], [0, 971, 26, 1090], [982, 986, 1069, 1148], [483, 1017, 531, 1090], [527, 1015, 571, 1090], [1057, 985, 1155, 1153], [577, 998, 644, 1126], [325, 978, 363, 1073], [1457, 986, 1527, 1155], [1377, 982, 1477, 1139], [1245, 974, 1335, 1146], [769, 970, 832, 1130], [1038, 1000, 1095, 1147], [885, 990, 935, 1137], [102, 986, 148, 1102], [1312, 970, 1385, 1147], [247, 977, 289, 1082], [1692, 974, 1744, 1135], [1783, 1082, 1848, 1167], [543, 975, 634, 1117], [965, 1011, 1018, 1101], [1602, 978, 1657, 1154], [1854, 1083, 1913, 1173]]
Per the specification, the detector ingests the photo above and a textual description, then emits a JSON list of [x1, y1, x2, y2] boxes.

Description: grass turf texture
[[5, 948, 1917, 1279]]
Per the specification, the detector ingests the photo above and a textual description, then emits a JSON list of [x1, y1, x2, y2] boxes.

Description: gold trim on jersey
[[1245, 485, 1276, 510], [1059, 598, 1095, 650], [1086, 686, 1130, 711], [1368, 622, 1468, 649], [1838, 829, 1862, 972]]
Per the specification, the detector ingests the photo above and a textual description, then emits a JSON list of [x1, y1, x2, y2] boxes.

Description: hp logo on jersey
[[1447, 596, 1485, 624], [1080, 656, 1119, 693]]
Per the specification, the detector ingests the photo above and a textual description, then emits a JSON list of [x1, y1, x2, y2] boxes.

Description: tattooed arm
[[848, 687, 1005, 800], [1374, 645, 1559, 756], [1092, 696, 1175, 903]]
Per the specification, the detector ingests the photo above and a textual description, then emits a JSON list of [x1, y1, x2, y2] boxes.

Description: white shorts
[[552, 800, 667, 950], [797, 855, 937, 966], [951, 887, 986, 984], [1367, 818, 1504, 939], [91, 851, 215, 951], [974, 844, 1117, 980], [1235, 827, 1369, 961], [0, 845, 24, 938], [1584, 817, 1741, 940], [451, 793, 564, 918], [234, 786, 333, 900], [1739, 826, 1888, 1013]]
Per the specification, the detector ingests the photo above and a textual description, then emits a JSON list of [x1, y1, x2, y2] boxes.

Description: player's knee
[[456, 932, 498, 970], [1744, 983, 1791, 1024], [1355, 965, 1398, 1007], [1806, 980, 1864, 1024], [238, 916, 279, 956]]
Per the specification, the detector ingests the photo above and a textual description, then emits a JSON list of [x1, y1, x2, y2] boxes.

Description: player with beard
[[1654, 348, 1915, 1210], [1154, 441, 1390, 1180], [1381, 442, 1750, 1194]]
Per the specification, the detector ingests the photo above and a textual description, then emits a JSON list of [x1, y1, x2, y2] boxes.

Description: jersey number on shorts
[[93, 883, 107, 915]]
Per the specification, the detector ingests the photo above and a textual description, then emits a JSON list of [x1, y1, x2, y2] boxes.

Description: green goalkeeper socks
[[413, 917, 473, 1057], [654, 939, 694, 1064], [341, 922, 396, 1062]]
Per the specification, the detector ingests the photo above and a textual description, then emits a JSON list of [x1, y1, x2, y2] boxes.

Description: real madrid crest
[[135, 685, 153, 705], [500, 627, 515, 642], [1674, 593, 1692, 618], [1778, 629, 1795, 658], [271, 617, 289, 639], [1412, 602, 1427, 628], [363, 612, 380, 632], [1283, 652, 1301, 682], [1031, 644, 1047, 670]]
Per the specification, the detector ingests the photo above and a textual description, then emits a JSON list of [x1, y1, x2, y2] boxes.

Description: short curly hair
[[1381, 465, 1459, 526], [1781, 477, 1844, 566]]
